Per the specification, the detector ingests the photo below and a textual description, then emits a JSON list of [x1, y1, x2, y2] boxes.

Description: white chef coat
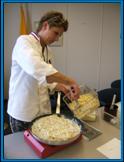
[[7, 33, 58, 122]]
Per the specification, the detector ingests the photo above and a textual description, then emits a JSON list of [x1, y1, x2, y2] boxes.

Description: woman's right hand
[[55, 83, 80, 100], [55, 83, 70, 94], [68, 84, 80, 100]]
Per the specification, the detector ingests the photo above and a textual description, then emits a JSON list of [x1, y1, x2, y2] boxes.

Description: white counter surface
[[4, 108, 121, 159]]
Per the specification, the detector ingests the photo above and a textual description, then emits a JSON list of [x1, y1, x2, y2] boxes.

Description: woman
[[7, 11, 80, 133]]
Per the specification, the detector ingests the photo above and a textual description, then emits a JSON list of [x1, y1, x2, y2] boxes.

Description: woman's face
[[41, 22, 64, 45]]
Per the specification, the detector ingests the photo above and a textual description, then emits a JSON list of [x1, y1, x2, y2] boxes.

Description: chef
[[7, 11, 80, 133]]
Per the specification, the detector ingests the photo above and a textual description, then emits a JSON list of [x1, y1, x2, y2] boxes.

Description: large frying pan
[[28, 113, 84, 146]]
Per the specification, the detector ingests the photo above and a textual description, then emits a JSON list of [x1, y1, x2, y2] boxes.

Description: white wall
[[4, 3, 120, 99], [98, 4, 120, 89], [4, 4, 20, 99]]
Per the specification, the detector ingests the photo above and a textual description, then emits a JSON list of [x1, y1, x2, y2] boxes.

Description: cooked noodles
[[31, 114, 81, 143]]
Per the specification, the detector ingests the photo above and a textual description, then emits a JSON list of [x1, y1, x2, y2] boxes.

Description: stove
[[24, 130, 82, 158]]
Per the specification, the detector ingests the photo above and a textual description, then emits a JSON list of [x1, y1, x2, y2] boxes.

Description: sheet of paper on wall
[[96, 138, 121, 159]]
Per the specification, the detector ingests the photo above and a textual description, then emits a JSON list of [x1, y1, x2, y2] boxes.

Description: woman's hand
[[69, 84, 80, 100], [55, 83, 80, 100], [55, 83, 70, 94], [47, 72, 80, 99]]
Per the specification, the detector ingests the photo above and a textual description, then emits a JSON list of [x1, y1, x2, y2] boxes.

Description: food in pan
[[31, 114, 81, 144], [69, 93, 100, 119]]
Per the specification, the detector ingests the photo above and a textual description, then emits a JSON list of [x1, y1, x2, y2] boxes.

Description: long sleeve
[[47, 83, 58, 94], [12, 35, 58, 85]]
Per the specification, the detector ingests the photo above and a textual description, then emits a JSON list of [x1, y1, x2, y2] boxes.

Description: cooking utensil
[[28, 113, 84, 145], [110, 94, 116, 110], [56, 92, 61, 116], [63, 85, 100, 119], [24, 129, 82, 158]]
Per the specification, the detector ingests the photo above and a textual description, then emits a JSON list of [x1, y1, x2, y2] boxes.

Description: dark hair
[[36, 11, 68, 33]]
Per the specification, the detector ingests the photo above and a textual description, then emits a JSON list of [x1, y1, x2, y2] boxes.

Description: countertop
[[4, 107, 121, 159]]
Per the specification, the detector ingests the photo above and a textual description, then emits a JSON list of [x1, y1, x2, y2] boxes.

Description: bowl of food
[[29, 113, 84, 145], [63, 85, 100, 121]]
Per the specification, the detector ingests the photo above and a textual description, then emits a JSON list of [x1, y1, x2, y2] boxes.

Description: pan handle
[[56, 92, 61, 115]]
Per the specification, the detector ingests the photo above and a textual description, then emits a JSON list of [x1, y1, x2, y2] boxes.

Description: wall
[[4, 3, 120, 99]]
